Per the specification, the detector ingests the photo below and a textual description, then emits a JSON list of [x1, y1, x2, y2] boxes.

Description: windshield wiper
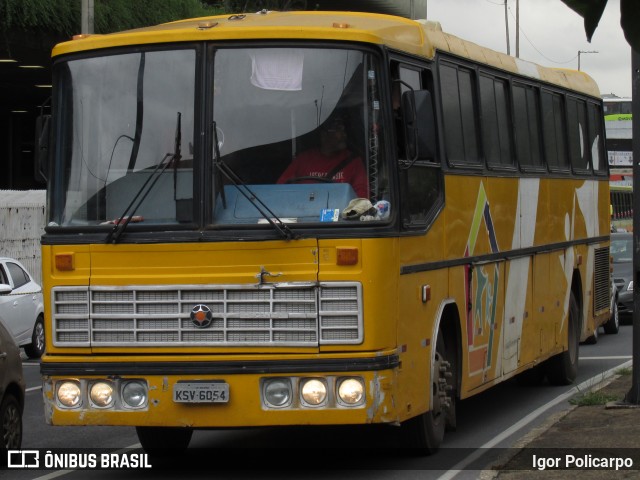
[[106, 112, 182, 244], [212, 121, 297, 241]]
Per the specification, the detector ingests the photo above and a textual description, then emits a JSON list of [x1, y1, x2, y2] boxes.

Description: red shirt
[[277, 149, 368, 198]]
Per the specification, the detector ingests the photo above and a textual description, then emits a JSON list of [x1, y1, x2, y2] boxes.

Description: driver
[[277, 115, 368, 198]]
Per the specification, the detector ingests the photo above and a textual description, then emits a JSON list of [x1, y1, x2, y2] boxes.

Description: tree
[[0, 0, 221, 36], [561, 0, 640, 51]]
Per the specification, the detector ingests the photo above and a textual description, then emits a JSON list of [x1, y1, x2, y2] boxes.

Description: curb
[[479, 373, 626, 479]]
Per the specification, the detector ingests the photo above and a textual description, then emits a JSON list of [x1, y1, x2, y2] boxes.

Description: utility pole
[[515, 0, 519, 58], [627, 48, 640, 404], [504, 0, 510, 55], [577, 50, 598, 71], [81, 0, 95, 34]]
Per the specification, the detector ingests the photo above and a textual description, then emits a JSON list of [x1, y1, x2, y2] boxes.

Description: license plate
[[173, 381, 229, 403]]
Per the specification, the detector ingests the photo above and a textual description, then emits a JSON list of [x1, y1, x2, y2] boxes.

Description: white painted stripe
[[26, 386, 42, 393], [580, 356, 632, 360], [437, 359, 633, 480], [32, 470, 73, 480]]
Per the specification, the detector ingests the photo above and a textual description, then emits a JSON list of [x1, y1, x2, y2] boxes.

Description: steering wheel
[[285, 176, 332, 184]]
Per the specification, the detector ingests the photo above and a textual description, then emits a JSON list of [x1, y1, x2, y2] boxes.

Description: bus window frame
[[478, 69, 518, 174], [587, 99, 609, 177], [511, 80, 547, 175], [566, 94, 594, 176], [434, 53, 607, 182], [540, 87, 571, 174], [388, 53, 444, 233], [437, 57, 484, 172]]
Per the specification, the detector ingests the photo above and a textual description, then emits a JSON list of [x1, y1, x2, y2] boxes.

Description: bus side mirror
[[402, 90, 436, 162], [34, 114, 51, 183]]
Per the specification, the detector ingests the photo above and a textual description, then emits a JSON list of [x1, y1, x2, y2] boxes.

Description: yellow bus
[[39, 10, 611, 454], [610, 184, 633, 232]]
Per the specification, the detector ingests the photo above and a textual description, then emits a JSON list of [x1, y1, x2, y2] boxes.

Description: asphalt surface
[[485, 373, 640, 479]]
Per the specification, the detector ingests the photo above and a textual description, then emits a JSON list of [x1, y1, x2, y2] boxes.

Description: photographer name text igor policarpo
[[533, 454, 634, 471]]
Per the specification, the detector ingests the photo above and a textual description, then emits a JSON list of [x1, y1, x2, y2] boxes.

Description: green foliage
[[0, 0, 79, 34], [569, 390, 621, 406], [93, 0, 220, 33], [220, 1, 309, 13], [616, 367, 633, 376], [0, 0, 222, 35]]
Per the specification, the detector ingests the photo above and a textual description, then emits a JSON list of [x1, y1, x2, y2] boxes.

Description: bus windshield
[[48, 45, 390, 230]]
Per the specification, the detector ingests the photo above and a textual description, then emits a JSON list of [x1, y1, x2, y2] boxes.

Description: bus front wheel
[[401, 330, 453, 454], [136, 426, 193, 455]]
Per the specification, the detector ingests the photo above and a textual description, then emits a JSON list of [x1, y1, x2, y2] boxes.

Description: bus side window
[[391, 61, 443, 229]]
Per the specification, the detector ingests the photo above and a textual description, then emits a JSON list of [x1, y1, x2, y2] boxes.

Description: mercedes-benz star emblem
[[190, 304, 213, 328]]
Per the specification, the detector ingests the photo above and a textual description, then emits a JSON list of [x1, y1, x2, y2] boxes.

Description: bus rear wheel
[[546, 293, 579, 385], [401, 330, 453, 454]]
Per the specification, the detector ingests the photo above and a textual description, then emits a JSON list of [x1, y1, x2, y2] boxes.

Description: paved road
[[4, 324, 633, 480]]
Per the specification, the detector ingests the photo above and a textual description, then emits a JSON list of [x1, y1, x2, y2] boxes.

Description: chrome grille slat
[[52, 283, 362, 347]]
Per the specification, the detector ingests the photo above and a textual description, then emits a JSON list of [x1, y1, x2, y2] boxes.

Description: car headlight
[[300, 378, 327, 406], [627, 280, 634, 292], [122, 381, 148, 408], [263, 379, 292, 407], [90, 382, 114, 408], [57, 381, 82, 408], [337, 378, 365, 405]]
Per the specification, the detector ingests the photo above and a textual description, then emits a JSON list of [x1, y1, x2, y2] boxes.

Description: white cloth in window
[[250, 50, 304, 91]]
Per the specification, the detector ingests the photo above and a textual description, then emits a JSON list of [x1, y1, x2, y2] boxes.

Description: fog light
[[301, 378, 327, 406], [90, 382, 114, 407], [337, 378, 364, 405], [122, 381, 147, 408], [57, 381, 82, 408], [264, 379, 292, 407]]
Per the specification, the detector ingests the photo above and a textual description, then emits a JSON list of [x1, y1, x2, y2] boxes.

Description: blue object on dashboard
[[213, 183, 357, 224]]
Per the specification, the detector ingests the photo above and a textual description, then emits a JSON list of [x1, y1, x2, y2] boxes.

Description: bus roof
[[52, 10, 601, 98]]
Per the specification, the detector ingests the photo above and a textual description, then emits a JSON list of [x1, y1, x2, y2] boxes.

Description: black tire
[[603, 297, 620, 334], [584, 323, 598, 344], [546, 293, 579, 385], [24, 315, 45, 359], [516, 364, 546, 386], [400, 330, 453, 454], [136, 426, 193, 456], [0, 394, 23, 452]]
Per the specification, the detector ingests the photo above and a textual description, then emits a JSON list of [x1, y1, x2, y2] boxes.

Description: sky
[[426, 0, 631, 98]]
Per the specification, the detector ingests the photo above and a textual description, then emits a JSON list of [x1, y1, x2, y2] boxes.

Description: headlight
[[57, 381, 82, 408], [627, 280, 634, 292], [300, 379, 327, 406], [122, 381, 148, 408], [337, 378, 364, 405], [263, 379, 292, 407], [90, 382, 114, 408]]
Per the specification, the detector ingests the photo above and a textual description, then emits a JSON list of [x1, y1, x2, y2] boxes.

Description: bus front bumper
[[41, 356, 401, 428]]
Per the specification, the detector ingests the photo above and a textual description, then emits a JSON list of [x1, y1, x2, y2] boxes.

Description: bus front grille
[[51, 283, 363, 347]]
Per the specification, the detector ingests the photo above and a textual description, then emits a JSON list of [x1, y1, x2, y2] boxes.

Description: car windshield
[[48, 45, 391, 230], [611, 236, 633, 263]]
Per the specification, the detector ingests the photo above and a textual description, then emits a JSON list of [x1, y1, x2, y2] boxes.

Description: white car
[[0, 258, 45, 359]]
